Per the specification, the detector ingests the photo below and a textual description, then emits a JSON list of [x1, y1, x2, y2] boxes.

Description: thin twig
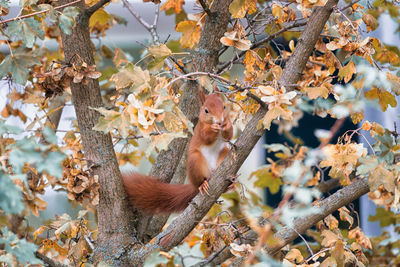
[[121, 0, 151, 30], [198, 0, 213, 17], [0, 0, 82, 25], [217, 20, 307, 74]]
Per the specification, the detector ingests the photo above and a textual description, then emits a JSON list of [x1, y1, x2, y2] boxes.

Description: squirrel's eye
[[204, 108, 209, 114], [224, 105, 226, 110]]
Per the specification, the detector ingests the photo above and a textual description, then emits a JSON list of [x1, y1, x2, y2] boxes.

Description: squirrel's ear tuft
[[198, 87, 206, 105]]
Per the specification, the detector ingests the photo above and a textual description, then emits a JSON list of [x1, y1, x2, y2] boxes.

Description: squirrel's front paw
[[211, 123, 221, 133], [198, 179, 210, 196]]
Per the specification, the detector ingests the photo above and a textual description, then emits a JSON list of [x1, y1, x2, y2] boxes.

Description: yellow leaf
[[229, 0, 246, 18], [33, 226, 45, 239], [365, 87, 397, 111], [261, 106, 283, 130], [285, 248, 304, 263], [306, 86, 329, 99], [338, 60, 356, 83], [176, 20, 201, 49], [361, 120, 372, 131], [324, 214, 339, 230], [148, 43, 172, 58], [89, 9, 111, 27]]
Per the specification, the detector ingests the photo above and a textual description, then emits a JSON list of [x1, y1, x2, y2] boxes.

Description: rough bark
[[200, 179, 369, 265], [267, 178, 369, 254], [58, 1, 137, 265], [136, 0, 340, 255], [139, 0, 235, 241]]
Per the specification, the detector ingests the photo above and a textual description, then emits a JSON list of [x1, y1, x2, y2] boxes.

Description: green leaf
[[19, 0, 37, 7], [0, 227, 42, 265], [369, 207, 396, 227], [58, 6, 80, 35], [0, 0, 10, 8], [7, 136, 65, 178], [42, 126, 58, 144], [8, 18, 44, 48], [356, 155, 379, 175], [0, 173, 24, 214], [0, 53, 40, 85], [110, 64, 150, 91], [92, 107, 131, 138], [251, 167, 282, 194], [0, 120, 23, 135]]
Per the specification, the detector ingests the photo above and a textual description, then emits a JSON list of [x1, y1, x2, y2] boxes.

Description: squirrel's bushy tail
[[122, 173, 198, 214]]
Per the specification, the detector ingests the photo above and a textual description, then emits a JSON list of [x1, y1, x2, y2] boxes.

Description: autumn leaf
[[364, 87, 397, 111], [324, 214, 339, 230], [348, 227, 372, 249], [305, 86, 329, 99], [220, 21, 251, 51], [321, 229, 341, 247], [285, 248, 304, 263], [251, 167, 283, 194], [160, 0, 184, 14], [368, 165, 395, 193], [229, 0, 246, 18], [113, 48, 128, 67], [320, 143, 367, 181], [148, 43, 172, 58], [338, 60, 356, 83], [110, 64, 150, 91], [92, 108, 131, 138], [362, 13, 379, 32], [339, 207, 354, 228], [176, 20, 201, 49], [89, 9, 111, 27]]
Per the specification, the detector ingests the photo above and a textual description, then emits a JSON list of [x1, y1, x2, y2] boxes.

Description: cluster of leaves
[[0, 121, 65, 266]]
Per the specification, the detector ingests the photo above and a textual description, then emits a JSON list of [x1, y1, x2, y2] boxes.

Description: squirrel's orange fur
[[122, 89, 233, 214]]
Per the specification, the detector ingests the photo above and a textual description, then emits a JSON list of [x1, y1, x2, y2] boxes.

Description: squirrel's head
[[198, 87, 228, 125]]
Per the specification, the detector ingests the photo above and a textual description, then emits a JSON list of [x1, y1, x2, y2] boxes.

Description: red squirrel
[[122, 88, 233, 214]]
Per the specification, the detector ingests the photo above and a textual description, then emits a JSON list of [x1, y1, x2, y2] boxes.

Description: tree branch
[[35, 252, 68, 267], [200, 178, 369, 265], [136, 0, 340, 256], [85, 0, 111, 17], [0, 0, 82, 25], [267, 178, 369, 254], [198, 0, 213, 17]]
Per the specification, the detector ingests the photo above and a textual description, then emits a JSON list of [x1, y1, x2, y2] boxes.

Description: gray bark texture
[[58, 0, 137, 265]]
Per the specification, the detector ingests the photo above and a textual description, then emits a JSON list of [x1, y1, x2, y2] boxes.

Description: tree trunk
[[58, 1, 137, 265]]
